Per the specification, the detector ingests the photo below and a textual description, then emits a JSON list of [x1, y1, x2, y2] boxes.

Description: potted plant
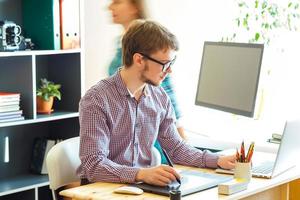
[[36, 78, 61, 114]]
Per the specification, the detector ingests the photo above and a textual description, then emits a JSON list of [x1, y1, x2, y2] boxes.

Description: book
[[272, 133, 282, 140], [22, 0, 61, 50], [0, 114, 23, 120], [0, 116, 24, 123], [0, 98, 21, 103], [0, 105, 20, 112], [0, 92, 20, 100], [267, 138, 281, 144], [30, 138, 56, 174], [60, 0, 80, 49], [0, 110, 23, 117], [0, 101, 20, 107], [218, 178, 248, 195]]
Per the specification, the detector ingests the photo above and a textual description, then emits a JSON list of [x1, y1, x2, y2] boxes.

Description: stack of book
[[267, 133, 281, 144], [0, 92, 24, 123]]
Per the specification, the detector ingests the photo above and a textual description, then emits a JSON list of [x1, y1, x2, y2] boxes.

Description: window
[[152, 1, 300, 140]]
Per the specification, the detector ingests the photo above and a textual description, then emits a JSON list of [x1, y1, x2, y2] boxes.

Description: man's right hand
[[135, 165, 181, 186]]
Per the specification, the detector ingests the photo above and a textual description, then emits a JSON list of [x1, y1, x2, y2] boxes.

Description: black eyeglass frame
[[139, 52, 176, 72]]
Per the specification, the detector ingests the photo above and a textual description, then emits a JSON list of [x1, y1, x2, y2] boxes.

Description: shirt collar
[[114, 71, 130, 96], [114, 70, 150, 98]]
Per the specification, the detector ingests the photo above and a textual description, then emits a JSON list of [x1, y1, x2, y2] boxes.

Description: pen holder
[[234, 162, 252, 182]]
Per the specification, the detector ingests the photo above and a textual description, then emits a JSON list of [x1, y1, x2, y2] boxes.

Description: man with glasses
[[77, 20, 235, 186]]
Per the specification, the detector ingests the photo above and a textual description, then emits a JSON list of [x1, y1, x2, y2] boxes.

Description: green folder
[[22, 0, 60, 50]]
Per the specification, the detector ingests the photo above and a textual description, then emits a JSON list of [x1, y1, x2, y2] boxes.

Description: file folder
[[22, 0, 61, 50], [59, 0, 80, 49]]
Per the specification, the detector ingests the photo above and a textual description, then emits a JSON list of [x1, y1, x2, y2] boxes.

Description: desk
[[60, 165, 300, 200]]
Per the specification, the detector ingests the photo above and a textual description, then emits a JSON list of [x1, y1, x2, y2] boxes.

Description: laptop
[[133, 170, 232, 196], [216, 120, 300, 179]]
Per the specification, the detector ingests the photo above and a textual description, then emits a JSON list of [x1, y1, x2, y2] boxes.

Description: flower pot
[[37, 96, 54, 114]]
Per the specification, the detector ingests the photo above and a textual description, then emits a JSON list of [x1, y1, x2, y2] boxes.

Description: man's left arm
[[157, 99, 219, 169], [158, 99, 236, 169]]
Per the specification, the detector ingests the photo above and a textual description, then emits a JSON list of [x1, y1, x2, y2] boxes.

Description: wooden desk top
[[60, 165, 300, 200]]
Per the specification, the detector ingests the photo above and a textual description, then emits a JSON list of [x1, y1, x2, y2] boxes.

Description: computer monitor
[[195, 41, 264, 117]]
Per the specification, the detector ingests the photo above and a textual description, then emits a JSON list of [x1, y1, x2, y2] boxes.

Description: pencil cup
[[234, 162, 252, 182]]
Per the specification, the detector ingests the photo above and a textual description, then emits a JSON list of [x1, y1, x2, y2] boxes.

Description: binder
[[59, 0, 80, 49], [22, 0, 61, 50], [30, 138, 56, 174]]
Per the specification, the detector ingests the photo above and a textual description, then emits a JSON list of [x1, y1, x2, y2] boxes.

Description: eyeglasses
[[139, 53, 176, 73]]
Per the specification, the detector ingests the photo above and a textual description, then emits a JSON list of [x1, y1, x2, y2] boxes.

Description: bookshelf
[[0, 0, 84, 199]]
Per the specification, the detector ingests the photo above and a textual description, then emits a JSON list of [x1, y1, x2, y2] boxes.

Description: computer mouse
[[114, 186, 144, 195]]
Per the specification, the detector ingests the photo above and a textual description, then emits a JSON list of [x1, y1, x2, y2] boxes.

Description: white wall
[[83, 0, 120, 90], [83, 0, 234, 91]]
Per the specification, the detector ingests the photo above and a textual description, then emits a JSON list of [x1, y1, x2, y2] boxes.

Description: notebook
[[216, 120, 300, 179], [133, 170, 232, 196]]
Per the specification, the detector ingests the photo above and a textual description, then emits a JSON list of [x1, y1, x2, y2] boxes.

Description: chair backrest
[[46, 137, 81, 199], [151, 147, 161, 166]]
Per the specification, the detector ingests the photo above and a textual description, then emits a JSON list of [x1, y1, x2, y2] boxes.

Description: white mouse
[[114, 186, 144, 195]]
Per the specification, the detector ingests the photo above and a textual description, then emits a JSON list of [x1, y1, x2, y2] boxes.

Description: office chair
[[151, 146, 161, 166], [46, 136, 161, 200], [46, 137, 81, 200]]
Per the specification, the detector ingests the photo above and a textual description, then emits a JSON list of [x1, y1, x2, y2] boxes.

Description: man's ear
[[133, 53, 144, 66]]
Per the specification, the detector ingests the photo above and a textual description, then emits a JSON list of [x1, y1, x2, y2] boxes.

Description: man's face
[[140, 49, 176, 86]]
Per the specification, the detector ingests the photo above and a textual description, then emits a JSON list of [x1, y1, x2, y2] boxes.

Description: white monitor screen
[[195, 42, 264, 117]]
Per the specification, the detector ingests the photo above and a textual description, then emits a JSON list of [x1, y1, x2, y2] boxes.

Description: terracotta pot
[[37, 96, 54, 114]]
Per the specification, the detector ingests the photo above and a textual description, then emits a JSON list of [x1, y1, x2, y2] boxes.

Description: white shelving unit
[[0, 0, 84, 199]]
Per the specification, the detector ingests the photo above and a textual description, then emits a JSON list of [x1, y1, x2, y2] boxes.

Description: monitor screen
[[195, 42, 264, 117]]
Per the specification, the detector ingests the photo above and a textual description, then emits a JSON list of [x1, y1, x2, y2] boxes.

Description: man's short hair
[[122, 19, 179, 67]]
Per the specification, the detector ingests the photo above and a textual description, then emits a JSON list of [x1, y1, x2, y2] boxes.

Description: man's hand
[[217, 154, 236, 169], [136, 165, 181, 186]]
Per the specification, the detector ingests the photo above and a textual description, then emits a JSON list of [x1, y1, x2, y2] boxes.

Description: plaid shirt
[[76, 72, 219, 183]]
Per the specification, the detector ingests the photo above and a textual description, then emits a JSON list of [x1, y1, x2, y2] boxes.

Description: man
[[77, 20, 235, 186]]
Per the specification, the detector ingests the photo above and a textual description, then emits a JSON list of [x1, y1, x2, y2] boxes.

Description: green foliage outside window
[[222, 0, 300, 45]]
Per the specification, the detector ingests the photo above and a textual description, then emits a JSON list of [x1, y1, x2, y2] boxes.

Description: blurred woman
[[108, 0, 186, 163]]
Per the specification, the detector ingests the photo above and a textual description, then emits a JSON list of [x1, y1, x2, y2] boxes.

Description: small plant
[[36, 78, 61, 101]]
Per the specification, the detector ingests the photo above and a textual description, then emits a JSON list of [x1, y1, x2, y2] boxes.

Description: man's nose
[[166, 66, 172, 73]]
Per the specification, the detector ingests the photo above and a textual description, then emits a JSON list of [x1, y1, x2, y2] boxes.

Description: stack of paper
[[0, 92, 24, 122], [218, 178, 248, 195]]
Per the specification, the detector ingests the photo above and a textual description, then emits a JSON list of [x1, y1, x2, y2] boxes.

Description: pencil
[[241, 141, 245, 162], [236, 147, 240, 162], [247, 143, 255, 162], [245, 142, 254, 162]]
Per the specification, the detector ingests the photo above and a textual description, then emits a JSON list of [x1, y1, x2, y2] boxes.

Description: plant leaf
[[255, 33, 260, 41]]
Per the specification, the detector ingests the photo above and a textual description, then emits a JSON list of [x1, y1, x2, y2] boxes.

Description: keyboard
[[252, 161, 274, 174]]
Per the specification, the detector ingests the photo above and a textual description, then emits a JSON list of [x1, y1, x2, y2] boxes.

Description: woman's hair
[[122, 19, 179, 67], [130, 0, 148, 19]]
